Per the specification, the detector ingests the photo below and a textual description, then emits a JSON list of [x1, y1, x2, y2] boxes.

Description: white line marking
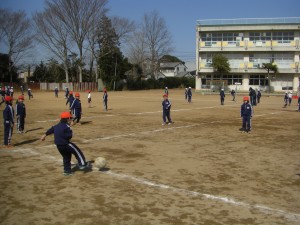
[[3, 146, 299, 221], [103, 170, 300, 222]]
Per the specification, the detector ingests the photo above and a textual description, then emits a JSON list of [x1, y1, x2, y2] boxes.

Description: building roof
[[197, 17, 300, 26]]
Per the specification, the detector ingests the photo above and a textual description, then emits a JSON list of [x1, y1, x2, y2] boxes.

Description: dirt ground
[[0, 89, 299, 225]]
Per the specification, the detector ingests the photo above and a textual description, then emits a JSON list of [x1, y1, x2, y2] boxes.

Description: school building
[[195, 17, 300, 92]]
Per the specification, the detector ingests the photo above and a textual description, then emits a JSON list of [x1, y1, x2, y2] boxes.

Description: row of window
[[202, 74, 269, 85], [201, 31, 296, 42]]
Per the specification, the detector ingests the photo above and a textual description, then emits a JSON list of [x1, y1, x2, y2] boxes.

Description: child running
[[162, 94, 173, 125], [16, 95, 26, 133]]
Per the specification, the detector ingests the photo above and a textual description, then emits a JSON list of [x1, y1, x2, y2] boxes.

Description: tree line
[[0, 0, 174, 90]]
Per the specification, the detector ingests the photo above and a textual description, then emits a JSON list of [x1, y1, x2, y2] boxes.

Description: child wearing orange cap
[[16, 95, 26, 133], [70, 92, 82, 125], [240, 96, 253, 133], [162, 94, 173, 125], [41, 111, 91, 176], [3, 96, 14, 147]]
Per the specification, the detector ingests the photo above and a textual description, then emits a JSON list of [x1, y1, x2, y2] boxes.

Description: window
[[249, 75, 269, 85]]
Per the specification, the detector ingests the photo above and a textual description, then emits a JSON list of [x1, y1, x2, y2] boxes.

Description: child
[[16, 95, 26, 133], [162, 94, 173, 125], [54, 87, 58, 98], [40, 111, 91, 176], [283, 92, 288, 108], [87, 91, 91, 108], [187, 87, 192, 103], [240, 96, 253, 133], [66, 91, 74, 110], [164, 87, 169, 95], [184, 88, 188, 101], [27, 88, 33, 100], [3, 96, 14, 147], [288, 91, 292, 106], [70, 92, 82, 125], [231, 89, 236, 101], [65, 87, 69, 99], [103, 88, 108, 111], [298, 96, 300, 111], [257, 89, 262, 104], [220, 88, 225, 105]]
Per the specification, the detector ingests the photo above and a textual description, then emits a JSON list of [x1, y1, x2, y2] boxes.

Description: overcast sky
[[1, 0, 299, 64]]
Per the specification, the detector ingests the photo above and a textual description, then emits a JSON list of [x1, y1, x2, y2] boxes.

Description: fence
[[39, 82, 98, 92]]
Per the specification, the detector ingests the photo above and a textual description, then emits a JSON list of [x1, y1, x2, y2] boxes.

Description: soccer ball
[[94, 157, 107, 169]]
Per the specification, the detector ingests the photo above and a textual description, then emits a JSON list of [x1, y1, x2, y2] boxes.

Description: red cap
[[243, 96, 250, 101], [5, 96, 13, 102], [69, 91, 73, 95], [18, 95, 24, 100], [60, 111, 72, 119], [75, 92, 80, 97], [163, 94, 168, 97]]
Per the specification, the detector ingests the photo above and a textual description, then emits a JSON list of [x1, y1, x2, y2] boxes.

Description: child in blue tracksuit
[[220, 89, 225, 105], [54, 87, 58, 98], [65, 87, 69, 99], [16, 95, 26, 133], [41, 111, 91, 176], [3, 96, 14, 147], [283, 92, 288, 108], [187, 87, 192, 103], [103, 88, 108, 111], [66, 91, 74, 110], [70, 92, 82, 125], [27, 88, 33, 100], [162, 94, 173, 125], [240, 96, 253, 133]]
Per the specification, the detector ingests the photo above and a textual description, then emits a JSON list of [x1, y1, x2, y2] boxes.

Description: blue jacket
[[241, 103, 253, 117], [70, 99, 82, 116], [162, 99, 171, 111], [66, 95, 74, 107], [103, 92, 108, 102], [45, 122, 72, 145], [3, 104, 14, 124], [16, 102, 26, 117], [220, 90, 225, 98]]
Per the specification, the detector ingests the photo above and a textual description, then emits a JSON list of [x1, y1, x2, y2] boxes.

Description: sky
[[1, 0, 300, 65]]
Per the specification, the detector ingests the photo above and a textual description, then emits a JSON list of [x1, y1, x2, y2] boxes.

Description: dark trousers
[[57, 143, 86, 173], [73, 113, 81, 123], [242, 116, 251, 131], [17, 116, 25, 131], [4, 122, 13, 145], [163, 110, 172, 123], [103, 100, 107, 110], [220, 97, 225, 105], [257, 97, 261, 103]]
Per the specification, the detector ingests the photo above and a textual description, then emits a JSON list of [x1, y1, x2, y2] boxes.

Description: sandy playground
[[0, 89, 299, 225]]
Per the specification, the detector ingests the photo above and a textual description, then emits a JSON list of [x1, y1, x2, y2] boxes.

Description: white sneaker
[[162, 123, 166, 125]]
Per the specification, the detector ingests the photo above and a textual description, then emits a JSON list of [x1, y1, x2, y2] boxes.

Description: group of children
[[2, 95, 27, 147], [3, 85, 300, 176], [40, 87, 109, 176]]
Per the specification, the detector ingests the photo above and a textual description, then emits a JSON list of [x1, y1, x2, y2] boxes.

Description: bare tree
[[46, 0, 108, 82], [111, 16, 136, 45], [127, 31, 147, 72], [141, 11, 173, 79], [0, 9, 33, 82], [33, 6, 72, 82]]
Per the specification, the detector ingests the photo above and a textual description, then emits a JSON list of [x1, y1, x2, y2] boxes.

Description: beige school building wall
[[195, 17, 300, 93]]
